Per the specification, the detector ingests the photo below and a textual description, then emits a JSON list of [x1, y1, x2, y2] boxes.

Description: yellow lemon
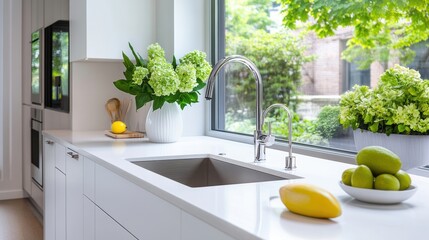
[[279, 183, 342, 219], [111, 121, 127, 134]]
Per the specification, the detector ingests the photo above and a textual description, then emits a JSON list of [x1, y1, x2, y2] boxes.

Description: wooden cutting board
[[105, 130, 144, 139]]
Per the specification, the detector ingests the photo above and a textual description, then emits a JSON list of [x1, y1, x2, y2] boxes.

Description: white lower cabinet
[[44, 140, 83, 240], [44, 139, 238, 240], [83, 196, 95, 240], [66, 149, 84, 240], [95, 164, 181, 240], [43, 138, 56, 240], [84, 194, 136, 240], [55, 168, 66, 240], [95, 205, 137, 240], [181, 211, 236, 240]]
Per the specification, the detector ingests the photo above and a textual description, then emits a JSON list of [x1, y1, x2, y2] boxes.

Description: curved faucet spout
[[205, 55, 266, 162], [262, 103, 296, 170], [204, 55, 263, 132]]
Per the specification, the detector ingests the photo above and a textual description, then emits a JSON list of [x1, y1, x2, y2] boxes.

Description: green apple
[[341, 168, 355, 186], [374, 174, 400, 191], [395, 170, 412, 190], [351, 165, 374, 189]]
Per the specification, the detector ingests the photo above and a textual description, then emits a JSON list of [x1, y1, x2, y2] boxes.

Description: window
[[210, 0, 429, 154]]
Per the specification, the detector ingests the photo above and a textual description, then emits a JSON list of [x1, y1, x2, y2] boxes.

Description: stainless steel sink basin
[[132, 157, 289, 188]]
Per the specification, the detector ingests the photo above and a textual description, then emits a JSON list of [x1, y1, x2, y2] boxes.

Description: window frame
[[206, 0, 356, 165]]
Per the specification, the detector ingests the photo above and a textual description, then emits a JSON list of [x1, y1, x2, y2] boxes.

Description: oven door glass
[[31, 120, 43, 187]]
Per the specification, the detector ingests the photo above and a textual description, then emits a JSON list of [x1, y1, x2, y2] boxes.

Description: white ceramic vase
[[353, 130, 429, 170], [145, 102, 183, 143]]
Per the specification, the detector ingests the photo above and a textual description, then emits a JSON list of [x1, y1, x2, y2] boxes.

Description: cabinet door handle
[[46, 140, 54, 145], [67, 152, 79, 160]]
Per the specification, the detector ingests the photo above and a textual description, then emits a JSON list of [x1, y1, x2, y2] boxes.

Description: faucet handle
[[264, 122, 275, 146]]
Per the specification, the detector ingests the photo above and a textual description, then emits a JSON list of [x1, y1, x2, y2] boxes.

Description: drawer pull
[[46, 140, 54, 145], [67, 152, 79, 160]]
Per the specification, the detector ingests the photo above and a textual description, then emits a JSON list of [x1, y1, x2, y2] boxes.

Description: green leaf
[[180, 93, 191, 103], [172, 56, 177, 70], [122, 52, 134, 70], [189, 92, 198, 102], [398, 124, 406, 133], [122, 51, 135, 80], [135, 94, 152, 110], [192, 79, 206, 91], [142, 82, 154, 94], [113, 79, 135, 95], [113, 80, 141, 95], [179, 102, 187, 110], [165, 93, 179, 103], [408, 87, 417, 96], [124, 69, 134, 81], [364, 114, 373, 124], [153, 97, 165, 111], [369, 122, 379, 132], [128, 43, 143, 67]]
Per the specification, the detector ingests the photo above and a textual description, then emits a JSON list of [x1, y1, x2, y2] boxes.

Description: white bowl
[[339, 181, 417, 204]]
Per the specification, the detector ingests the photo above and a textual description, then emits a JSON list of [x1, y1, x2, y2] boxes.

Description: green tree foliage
[[225, 0, 313, 124], [315, 105, 344, 139], [280, 0, 429, 69], [226, 31, 314, 114], [226, 0, 274, 37]]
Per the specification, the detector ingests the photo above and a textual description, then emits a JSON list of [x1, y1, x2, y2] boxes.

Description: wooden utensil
[[121, 97, 132, 121], [105, 98, 121, 123]]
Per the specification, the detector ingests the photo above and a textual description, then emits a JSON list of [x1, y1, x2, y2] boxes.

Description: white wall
[[0, 0, 24, 199], [71, 62, 149, 131], [175, 0, 209, 136], [154, 0, 210, 136], [70, 0, 210, 136], [155, 0, 174, 61], [0, 0, 4, 169]]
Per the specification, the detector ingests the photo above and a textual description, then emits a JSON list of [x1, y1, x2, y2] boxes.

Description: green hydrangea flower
[[148, 57, 170, 73], [340, 65, 429, 135], [180, 50, 212, 81], [148, 64, 179, 96], [176, 64, 197, 92], [115, 42, 212, 111], [147, 43, 165, 60], [132, 66, 149, 85]]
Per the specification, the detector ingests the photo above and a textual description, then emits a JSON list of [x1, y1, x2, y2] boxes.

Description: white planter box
[[353, 130, 429, 170]]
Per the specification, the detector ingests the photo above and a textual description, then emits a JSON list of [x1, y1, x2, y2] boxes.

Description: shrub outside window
[[211, 0, 429, 153]]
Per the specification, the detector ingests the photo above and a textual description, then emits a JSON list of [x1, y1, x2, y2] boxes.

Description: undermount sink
[[131, 157, 291, 188]]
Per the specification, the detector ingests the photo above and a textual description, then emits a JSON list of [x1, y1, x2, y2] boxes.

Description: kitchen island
[[43, 130, 429, 240]]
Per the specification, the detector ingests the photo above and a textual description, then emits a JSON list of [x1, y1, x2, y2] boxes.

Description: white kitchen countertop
[[43, 130, 429, 240]]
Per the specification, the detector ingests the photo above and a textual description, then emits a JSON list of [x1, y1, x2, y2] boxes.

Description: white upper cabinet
[[31, 0, 69, 31], [70, 0, 156, 61], [44, 0, 69, 27], [31, 0, 44, 32]]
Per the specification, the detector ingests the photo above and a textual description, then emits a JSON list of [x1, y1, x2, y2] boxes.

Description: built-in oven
[[31, 108, 43, 188]]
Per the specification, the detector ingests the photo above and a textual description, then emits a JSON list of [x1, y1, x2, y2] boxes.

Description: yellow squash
[[279, 183, 342, 219]]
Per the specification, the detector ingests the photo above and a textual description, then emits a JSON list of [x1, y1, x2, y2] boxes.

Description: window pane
[[214, 0, 429, 152]]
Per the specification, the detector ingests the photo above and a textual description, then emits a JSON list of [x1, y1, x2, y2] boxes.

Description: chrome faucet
[[205, 55, 272, 162], [262, 104, 296, 170]]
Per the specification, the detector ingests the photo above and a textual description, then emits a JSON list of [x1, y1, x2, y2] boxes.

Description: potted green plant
[[114, 43, 212, 143], [339, 65, 429, 170]]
